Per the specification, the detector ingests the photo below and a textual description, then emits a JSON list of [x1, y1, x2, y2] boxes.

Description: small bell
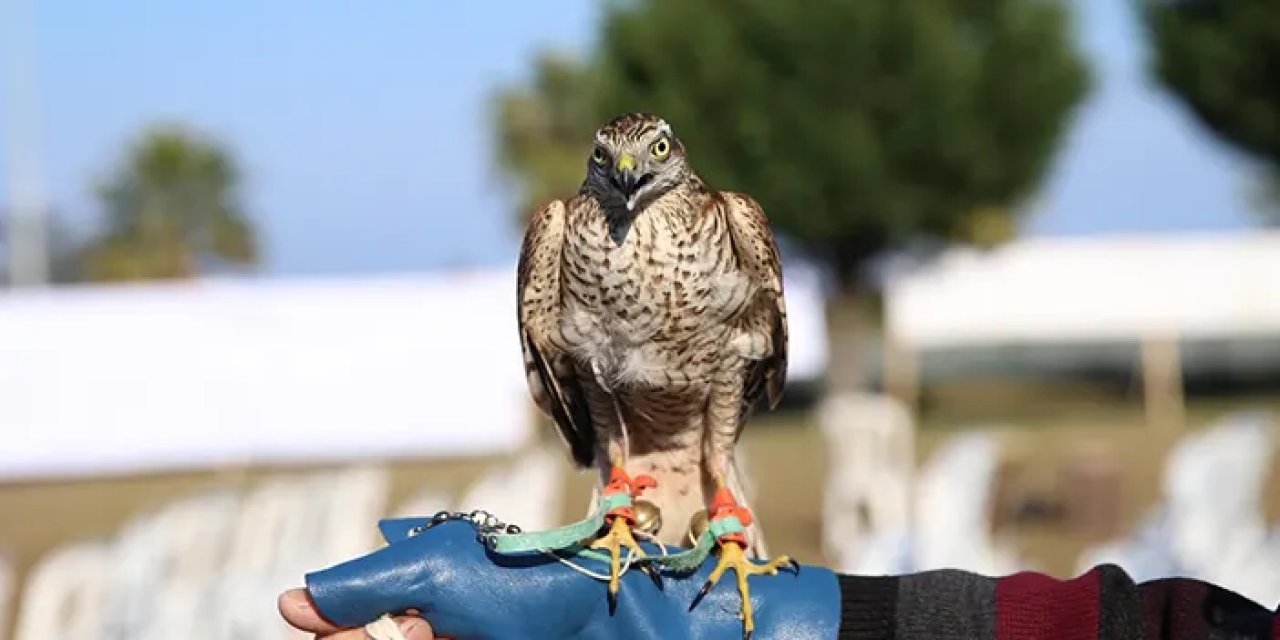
[[687, 509, 710, 546], [633, 499, 662, 534]]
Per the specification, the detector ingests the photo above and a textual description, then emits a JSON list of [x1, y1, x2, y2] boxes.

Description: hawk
[[516, 112, 794, 638]]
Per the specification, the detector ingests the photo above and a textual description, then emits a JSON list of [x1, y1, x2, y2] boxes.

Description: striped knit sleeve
[[835, 564, 1280, 639]]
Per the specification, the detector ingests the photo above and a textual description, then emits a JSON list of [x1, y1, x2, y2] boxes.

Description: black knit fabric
[[894, 569, 996, 639], [836, 574, 898, 640], [1093, 564, 1146, 639], [833, 564, 1280, 640]]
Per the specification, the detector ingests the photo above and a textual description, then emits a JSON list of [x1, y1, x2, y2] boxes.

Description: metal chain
[[407, 509, 523, 548], [362, 511, 522, 640]]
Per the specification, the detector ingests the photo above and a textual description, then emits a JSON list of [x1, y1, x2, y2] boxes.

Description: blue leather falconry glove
[[304, 515, 842, 640]]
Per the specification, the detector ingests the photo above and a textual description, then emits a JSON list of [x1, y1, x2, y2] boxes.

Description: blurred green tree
[[81, 124, 259, 282], [1139, 0, 1280, 230], [592, 0, 1092, 393], [491, 51, 598, 225]]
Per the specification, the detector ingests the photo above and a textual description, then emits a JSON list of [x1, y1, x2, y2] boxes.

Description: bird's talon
[[691, 540, 792, 638], [689, 579, 714, 612], [640, 563, 664, 589], [590, 514, 652, 611]]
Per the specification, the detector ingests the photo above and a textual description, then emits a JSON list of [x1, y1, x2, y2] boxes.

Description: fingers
[[356, 615, 435, 640], [278, 588, 344, 636], [311, 620, 433, 640], [277, 588, 436, 639], [309, 620, 432, 640]]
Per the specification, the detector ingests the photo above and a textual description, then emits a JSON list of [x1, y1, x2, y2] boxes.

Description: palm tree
[[81, 124, 259, 282], [491, 51, 597, 225]]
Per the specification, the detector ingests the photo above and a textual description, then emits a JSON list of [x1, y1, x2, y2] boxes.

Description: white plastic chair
[[1077, 411, 1280, 606], [912, 430, 1021, 575], [12, 543, 112, 640], [817, 391, 915, 574]]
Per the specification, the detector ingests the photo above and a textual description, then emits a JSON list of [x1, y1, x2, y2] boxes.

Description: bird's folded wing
[[722, 192, 789, 417], [517, 198, 597, 467]]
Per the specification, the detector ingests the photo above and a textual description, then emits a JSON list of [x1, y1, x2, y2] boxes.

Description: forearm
[[834, 564, 1279, 639]]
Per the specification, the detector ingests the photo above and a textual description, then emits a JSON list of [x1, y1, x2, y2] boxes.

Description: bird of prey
[[516, 112, 794, 637]]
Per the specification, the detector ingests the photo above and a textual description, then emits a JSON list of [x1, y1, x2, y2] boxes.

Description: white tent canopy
[[0, 264, 828, 481], [885, 230, 1280, 349]]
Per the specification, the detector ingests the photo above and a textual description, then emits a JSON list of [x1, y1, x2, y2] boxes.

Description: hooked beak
[[614, 167, 640, 195], [611, 153, 649, 210]]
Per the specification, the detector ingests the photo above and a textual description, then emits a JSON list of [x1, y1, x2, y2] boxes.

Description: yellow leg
[[589, 515, 651, 610], [689, 541, 797, 639], [737, 560, 754, 637], [587, 456, 663, 609], [691, 472, 799, 639]]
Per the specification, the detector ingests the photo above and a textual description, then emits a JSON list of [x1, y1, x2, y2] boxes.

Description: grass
[[2, 391, 1280, 636]]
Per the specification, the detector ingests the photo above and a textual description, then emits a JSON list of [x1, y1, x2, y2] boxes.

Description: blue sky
[[0, 0, 1261, 277]]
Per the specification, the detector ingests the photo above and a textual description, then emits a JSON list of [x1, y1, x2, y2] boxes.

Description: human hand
[[277, 587, 444, 640]]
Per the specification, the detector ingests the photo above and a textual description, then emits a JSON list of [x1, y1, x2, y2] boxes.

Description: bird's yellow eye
[[651, 137, 670, 160], [591, 147, 608, 165]]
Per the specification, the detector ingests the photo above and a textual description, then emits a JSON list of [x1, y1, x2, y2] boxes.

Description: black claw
[[688, 580, 714, 612], [607, 587, 618, 614], [641, 564, 664, 589], [788, 558, 801, 575], [744, 630, 753, 640]]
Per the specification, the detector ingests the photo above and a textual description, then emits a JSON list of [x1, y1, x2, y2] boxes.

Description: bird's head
[[586, 112, 690, 213]]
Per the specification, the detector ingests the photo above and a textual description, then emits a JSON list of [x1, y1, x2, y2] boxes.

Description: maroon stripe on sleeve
[[1140, 575, 1277, 639], [995, 568, 1101, 640]]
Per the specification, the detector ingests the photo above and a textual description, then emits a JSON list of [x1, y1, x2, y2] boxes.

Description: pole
[[1, 0, 49, 287], [881, 330, 920, 412], [1140, 333, 1184, 432]]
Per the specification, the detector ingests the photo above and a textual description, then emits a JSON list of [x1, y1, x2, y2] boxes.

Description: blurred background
[[3, 0, 1280, 637]]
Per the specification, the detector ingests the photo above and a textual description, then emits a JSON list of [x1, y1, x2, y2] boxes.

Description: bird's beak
[[613, 153, 639, 192], [612, 153, 644, 210]]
